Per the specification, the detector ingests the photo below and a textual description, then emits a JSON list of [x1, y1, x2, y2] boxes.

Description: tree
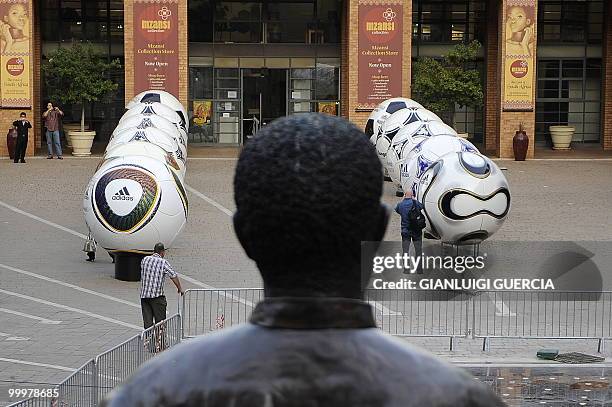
[[412, 41, 484, 128], [42, 43, 121, 133]]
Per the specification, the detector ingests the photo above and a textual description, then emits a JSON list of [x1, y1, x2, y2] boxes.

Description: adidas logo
[[111, 186, 134, 201]]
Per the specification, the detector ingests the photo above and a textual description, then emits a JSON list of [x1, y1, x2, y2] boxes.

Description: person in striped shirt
[[140, 242, 183, 329]]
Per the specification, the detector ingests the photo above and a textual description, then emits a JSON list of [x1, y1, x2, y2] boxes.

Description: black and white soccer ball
[[416, 151, 511, 244]]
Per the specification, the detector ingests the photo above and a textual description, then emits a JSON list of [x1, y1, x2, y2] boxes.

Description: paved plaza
[[0, 154, 611, 405]]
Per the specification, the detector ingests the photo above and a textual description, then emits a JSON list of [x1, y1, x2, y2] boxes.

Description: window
[[413, 0, 486, 44], [535, 59, 602, 143], [189, 0, 214, 42], [538, 0, 604, 44], [42, 1, 125, 141], [189, 0, 341, 44], [289, 59, 340, 115]]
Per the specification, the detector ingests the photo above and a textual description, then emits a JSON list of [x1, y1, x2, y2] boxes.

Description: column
[[0, 0, 36, 157], [484, 0, 500, 155], [497, 0, 538, 158], [602, 0, 612, 150]]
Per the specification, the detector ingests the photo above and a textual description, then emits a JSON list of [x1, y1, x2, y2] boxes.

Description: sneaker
[[13, 160, 18, 163], [57, 156, 63, 160], [47, 156, 53, 159], [20, 159, 25, 163]]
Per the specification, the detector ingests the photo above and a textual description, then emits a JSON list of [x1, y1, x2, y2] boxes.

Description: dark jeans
[[141, 295, 167, 329], [402, 234, 423, 273], [14, 136, 27, 162]]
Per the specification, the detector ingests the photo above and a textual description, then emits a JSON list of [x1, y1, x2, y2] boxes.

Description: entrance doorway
[[242, 68, 287, 141]]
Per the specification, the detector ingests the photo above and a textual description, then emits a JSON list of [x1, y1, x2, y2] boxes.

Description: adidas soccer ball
[[113, 113, 187, 149], [386, 129, 430, 185], [416, 151, 511, 244], [104, 142, 186, 181], [365, 98, 423, 140], [400, 135, 478, 195], [83, 155, 188, 253], [127, 90, 187, 131], [120, 102, 186, 133], [106, 127, 186, 172]]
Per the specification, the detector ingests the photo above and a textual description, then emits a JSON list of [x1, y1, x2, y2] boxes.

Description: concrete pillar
[[603, 0, 612, 150], [484, 0, 500, 155]]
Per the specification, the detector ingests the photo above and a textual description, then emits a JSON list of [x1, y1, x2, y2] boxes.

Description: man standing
[[42, 101, 63, 159], [395, 190, 425, 274], [12, 112, 31, 163], [140, 243, 183, 329]]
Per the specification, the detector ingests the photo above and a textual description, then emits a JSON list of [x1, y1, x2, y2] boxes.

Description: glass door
[[241, 68, 287, 142]]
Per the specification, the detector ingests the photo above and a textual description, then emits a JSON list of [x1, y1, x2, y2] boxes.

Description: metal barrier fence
[[180, 288, 472, 349], [55, 359, 97, 407], [181, 289, 612, 352], [7, 314, 182, 407], [473, 291, 612, 351], [3, 398, 50, 407]]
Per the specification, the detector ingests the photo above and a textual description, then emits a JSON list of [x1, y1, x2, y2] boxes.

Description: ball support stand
[[113, 251, 147, 281]]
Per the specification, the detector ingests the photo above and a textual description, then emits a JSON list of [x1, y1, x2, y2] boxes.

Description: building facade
[[0, 0, 610, 158]]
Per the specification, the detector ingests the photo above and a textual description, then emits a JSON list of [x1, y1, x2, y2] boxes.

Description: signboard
[[502, 0, 536, 111], [133, 0, 179, 98], [0, 0, 31, 107], [357, 0, 403, 110]]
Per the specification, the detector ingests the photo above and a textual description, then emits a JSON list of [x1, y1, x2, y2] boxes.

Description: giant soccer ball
[[365, 98, 423, 141], [104, 142, 186, 181], [386, 129, 431, 184], [400, 135, 478, 195], [107, 126, 186, 170], [127, 90, 188, 130], [83, 155, 188, 252], [375, 108, 442, 172], [416, 151, 510, 244], [120, 102, 186, 133], [114, 114, 187, 149]]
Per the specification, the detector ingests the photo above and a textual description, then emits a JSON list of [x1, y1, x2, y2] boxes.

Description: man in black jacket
[[102, 114, 504, 407], [12, 112, 31, 163]]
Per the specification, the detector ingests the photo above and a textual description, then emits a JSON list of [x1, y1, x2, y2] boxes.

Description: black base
[[114, 252, 146, 281]]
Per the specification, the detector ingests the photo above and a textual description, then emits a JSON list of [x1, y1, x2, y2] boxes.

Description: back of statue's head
[[233, 113, 384, 293]]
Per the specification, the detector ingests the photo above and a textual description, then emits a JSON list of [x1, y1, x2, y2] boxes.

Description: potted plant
[[549, 125, 575, 150], [412, 41, 484, 137], [42, 43, 120, 156]]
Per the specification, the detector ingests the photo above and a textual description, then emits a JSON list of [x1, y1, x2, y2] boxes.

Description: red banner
[[357, 1, 403, 110], [133, 0, 179, 98]]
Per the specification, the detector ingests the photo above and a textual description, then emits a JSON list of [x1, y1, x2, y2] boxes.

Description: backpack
[[408, 199, 426, 230]]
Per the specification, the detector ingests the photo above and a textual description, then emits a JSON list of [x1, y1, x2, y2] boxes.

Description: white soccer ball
[[375, 108, 442, 171], [106, 127, 186, 172], [83, 156, 188, 253], [104, 142, 186, 181], [126, 90, 188, 131], [365, 98, 423, 141], [386, 130, 429, 184], [120, 102, 186, 133], [416, 151, 511, 244], [113, 114, 187, 149], [400, 135, 479, 195]]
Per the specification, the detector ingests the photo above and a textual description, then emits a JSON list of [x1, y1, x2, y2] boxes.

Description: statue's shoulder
[[102, 324, 258, 406]]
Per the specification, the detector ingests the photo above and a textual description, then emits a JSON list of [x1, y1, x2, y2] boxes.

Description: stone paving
[[0, 155, 611, 405]]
